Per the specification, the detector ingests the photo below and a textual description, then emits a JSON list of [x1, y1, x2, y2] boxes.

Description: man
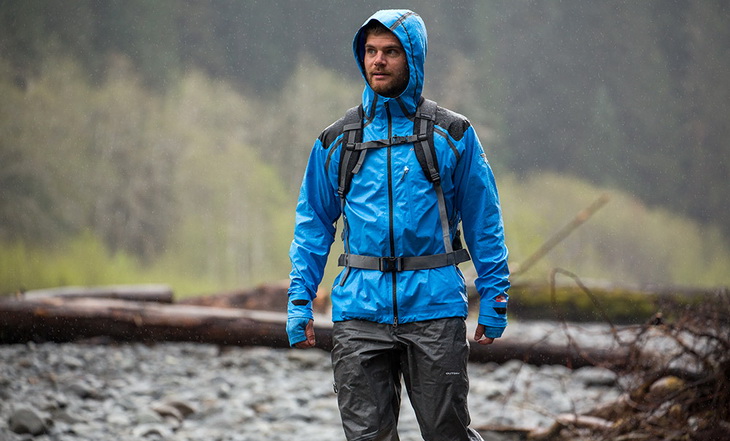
[[287, 9, 510, 441]]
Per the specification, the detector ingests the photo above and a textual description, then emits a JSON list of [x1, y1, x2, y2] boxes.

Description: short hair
[[362, 20, 392, 38]]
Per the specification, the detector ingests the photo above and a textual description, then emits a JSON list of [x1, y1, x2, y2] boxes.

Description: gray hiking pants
[[331, 318, 484, 441]]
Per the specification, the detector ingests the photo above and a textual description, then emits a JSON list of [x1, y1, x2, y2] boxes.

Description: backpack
[[334, 98, 471, 277]]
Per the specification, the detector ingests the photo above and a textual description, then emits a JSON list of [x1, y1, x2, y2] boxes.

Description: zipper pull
[[400, 166, 410, 181]]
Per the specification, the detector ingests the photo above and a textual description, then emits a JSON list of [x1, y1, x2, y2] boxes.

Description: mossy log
[[483, 280, 720, 324]]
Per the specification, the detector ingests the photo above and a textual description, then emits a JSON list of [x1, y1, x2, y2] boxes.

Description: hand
[[294, 319, 316, 349], [474, 324, 495, 345]]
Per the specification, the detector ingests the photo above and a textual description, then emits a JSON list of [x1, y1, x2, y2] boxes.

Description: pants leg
[[397, 318, 484, 441], [331, 318, 484, 441], [332, 320, 402, 441]]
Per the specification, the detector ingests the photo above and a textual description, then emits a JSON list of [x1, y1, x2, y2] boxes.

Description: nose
[[372, 51, 386, 66]]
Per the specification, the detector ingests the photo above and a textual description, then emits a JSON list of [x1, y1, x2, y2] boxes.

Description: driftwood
[[178, 280, 330, 314], [0, 294, 628, 368], [527, 414, 614, 440], [519, 290, 730, 441], [4, 282, 726, 440], [21, 284, 174, 303], [0, 296, 298, 348]]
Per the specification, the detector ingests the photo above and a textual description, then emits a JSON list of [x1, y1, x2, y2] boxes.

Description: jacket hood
[[353, 9, 427, 116]]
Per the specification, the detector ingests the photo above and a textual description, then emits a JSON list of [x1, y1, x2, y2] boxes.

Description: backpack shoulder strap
[[412, 98, 440, 184], [337, 99, 442, 198], [413, 99, 464, 258], [337, 105, 364, 198], [335, 98, 471, 278]]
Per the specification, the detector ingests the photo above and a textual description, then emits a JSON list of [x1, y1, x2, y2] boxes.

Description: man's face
[[363, 31, 409, 98]]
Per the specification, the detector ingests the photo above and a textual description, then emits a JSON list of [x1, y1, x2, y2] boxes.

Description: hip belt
[[338, 248, 471, 272]]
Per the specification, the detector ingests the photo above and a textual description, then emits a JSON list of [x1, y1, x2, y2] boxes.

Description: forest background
[[1, 0, 728, 297]]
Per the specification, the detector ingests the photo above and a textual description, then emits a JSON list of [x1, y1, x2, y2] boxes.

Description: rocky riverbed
[[0, 322, 626, 441]]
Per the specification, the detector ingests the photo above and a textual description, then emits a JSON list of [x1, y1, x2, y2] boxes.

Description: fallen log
[[0, 296, 630, 368], [0, 296, 300, 348], [20, 284, 174, 304], [527, 414, 614, 440], [468, 336, 629, 368], [179, 279, 330, 313], [500, 279, 723, 324]]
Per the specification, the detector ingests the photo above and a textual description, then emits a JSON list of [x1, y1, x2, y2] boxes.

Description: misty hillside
[[1, 1, 729, 294]]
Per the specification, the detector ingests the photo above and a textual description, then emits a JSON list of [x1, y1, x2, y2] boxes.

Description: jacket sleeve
[[452, 126, 510, 337], [287, 138, 341, 322]]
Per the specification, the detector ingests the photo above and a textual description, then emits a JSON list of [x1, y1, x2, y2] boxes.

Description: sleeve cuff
[[483, 326, 505, 339], [286, 317, 311, 346], [287, 293, 314, 319]]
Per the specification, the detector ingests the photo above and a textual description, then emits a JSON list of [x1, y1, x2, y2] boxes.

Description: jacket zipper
[[385, 101, 398, 327], [399, 166, 410, 181]]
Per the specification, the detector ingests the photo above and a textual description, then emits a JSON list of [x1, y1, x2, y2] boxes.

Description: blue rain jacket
[[287, 10, 510, 346]]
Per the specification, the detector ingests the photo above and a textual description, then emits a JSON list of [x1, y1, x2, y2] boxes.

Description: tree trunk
[[0, 296, 628, 368], [0, 296, 298, 348]]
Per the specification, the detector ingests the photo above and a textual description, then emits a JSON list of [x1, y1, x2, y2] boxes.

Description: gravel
[[0, 328, 624, 441]]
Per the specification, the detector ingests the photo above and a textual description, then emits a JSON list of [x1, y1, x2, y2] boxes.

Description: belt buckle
[[379, 257, 402, 272]]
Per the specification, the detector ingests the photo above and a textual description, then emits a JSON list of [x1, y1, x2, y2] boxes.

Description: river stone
[[137, 407, 164, 425], [164, 399, 196, 418], [65, 381, 97, 400], [8, 407, 47, 435], [131, 423, 173, 439], [0, 328, 629, 441], [572, 366, 618, 387], [151, 403, 184, 422]]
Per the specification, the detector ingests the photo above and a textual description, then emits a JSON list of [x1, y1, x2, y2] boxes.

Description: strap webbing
[[415, 100, 440, 183], [352, 134, 424, 151], [337, 112, 363, 197], [337, 98, 471, 275], [434, 183, 453, 254], [338, 249, 471, 272]]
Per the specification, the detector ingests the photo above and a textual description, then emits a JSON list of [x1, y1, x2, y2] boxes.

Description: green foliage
[[0, 56, 176, 259], [253, 58, 361, 192], [158, 70, 294, 288], [1, 5, 729, 298], [497, 172, 730, 288], [0, 57, 296, 295], [0, 232, 141, 294], [0, 232, 223, 297], [472, 1, 730, 241], [0, 57, 89, 243], [2, 0, 728, 240]]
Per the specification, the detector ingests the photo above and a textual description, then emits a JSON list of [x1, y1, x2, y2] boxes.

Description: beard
[[368, 70, 409, 98]]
